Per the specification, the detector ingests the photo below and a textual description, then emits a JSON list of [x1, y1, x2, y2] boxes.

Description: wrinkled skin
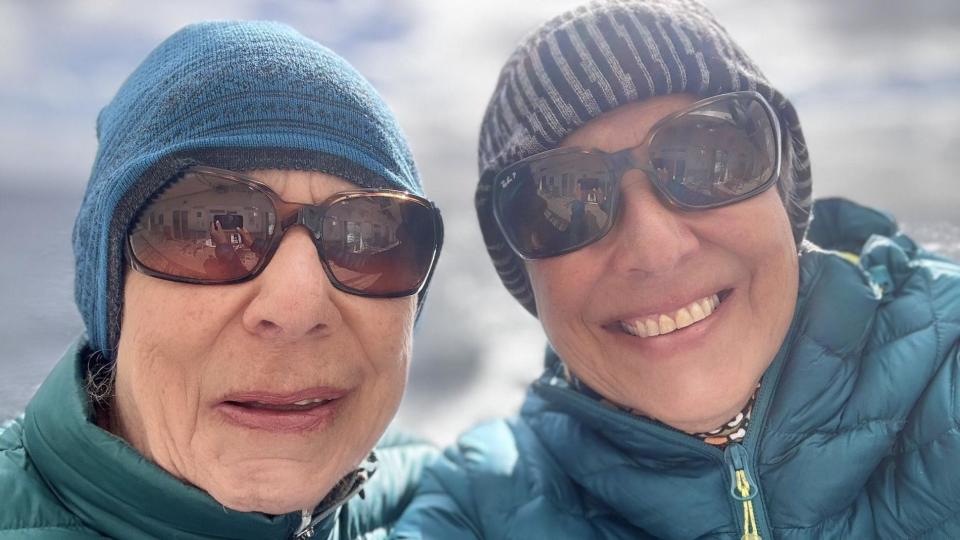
[[113, 170, 416, 514]]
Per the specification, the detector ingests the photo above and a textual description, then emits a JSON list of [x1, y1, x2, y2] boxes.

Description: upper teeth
[[620, 294, 720, 338], [292, 398, 328, 406]]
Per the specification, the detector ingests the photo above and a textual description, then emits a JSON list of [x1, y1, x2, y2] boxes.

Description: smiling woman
[[523, 94, 800, 435], [0, 20, 442, 539], [394, 1, 960, 539]]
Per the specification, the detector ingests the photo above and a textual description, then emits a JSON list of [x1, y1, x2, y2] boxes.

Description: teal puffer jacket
[[394, 198, 960, 540], [0, 341, 437, 539]]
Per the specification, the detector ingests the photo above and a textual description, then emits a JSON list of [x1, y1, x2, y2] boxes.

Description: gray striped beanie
[[476, 0, 812, 316]]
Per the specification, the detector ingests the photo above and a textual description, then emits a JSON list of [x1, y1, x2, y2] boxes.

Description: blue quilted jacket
[[394, 198, 960, 539]]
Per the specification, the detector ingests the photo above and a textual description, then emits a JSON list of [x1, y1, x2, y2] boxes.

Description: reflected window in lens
[[129, 172, 275, 281]]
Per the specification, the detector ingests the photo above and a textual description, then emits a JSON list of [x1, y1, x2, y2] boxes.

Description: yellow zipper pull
[[736, 469, 761, 540], [726, 444, 762, 540]]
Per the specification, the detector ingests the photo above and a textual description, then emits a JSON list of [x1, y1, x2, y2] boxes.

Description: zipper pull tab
[[725, 444, 762, 540], [294, 509, 314, 539]]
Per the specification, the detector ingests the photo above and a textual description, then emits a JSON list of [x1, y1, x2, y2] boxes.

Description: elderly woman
[[0, 21, 443, 539], [395, 1, 960, 539]]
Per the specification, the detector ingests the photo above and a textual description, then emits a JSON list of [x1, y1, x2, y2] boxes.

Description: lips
[[216, 388, 348, 433]]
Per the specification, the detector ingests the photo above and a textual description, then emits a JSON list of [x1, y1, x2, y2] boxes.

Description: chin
[[203, 461, 338, 515], [631, 373, 757, 434]]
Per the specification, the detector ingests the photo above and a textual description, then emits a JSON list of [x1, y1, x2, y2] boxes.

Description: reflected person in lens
[[0, 21, 443, 539], [395, 1, 960, 539]]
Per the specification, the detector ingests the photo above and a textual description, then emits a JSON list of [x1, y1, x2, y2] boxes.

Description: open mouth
[[217, 390, 347, 432], [224, 397, 336, 412], [618, 289, 732, 338]]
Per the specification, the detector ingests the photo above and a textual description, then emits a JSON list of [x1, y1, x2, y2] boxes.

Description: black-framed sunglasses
[[492, 91, 782, 260], [127, 166, 444, 298]]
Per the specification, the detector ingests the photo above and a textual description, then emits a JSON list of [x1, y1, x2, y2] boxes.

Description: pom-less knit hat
[[74, 21, 423, 360], [476, 0, 813, 316]]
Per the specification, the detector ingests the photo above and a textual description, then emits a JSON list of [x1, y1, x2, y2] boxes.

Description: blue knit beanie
[[73, 21, 423, 360]]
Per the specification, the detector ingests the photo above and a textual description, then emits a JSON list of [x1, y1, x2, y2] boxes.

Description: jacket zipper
[[291, 471, 370, 539], [725, 443, 762, 540], [294, 509, 314, 539]]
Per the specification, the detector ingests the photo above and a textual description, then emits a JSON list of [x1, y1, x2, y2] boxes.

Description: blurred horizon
[[2, 0, 959, 444]]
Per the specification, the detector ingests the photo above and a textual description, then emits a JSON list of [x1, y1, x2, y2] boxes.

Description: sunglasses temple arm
[[413, 209, 445, 320], [433, 207, 445, 263], [423, 207, 444, 285]]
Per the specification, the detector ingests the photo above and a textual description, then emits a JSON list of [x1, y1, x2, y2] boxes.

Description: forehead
[[560, 94, 699, 153], [247, 169, 358, 204]]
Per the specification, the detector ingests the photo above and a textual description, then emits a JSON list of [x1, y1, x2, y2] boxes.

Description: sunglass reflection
[[507, 153, 615, 255], [130, 174, 273, 280]]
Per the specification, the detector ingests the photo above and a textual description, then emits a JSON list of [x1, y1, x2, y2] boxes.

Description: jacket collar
[[23, 341, 354, 540]]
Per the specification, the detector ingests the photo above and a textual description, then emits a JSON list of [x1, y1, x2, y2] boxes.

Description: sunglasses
[[492, 91, 782, 260], [127, 166, 443, 298]]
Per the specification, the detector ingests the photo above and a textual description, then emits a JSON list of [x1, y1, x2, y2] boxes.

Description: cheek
[[529, 259, 573, 315], [527, 260, 571, 328], [117, 274, 242, 414], [714, 190, 796, 271], [720, 191, 799, 341], [745, 194, 798, 281], [526, 258, 602, 348], [121, 272, 241, 356], [345, 296, 416, 378], [338, 298, 415, 439]]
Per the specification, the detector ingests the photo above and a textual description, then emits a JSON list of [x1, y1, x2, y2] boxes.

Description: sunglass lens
[[648, 96, 777, 207], [128, 171, 276, 282], [496, 152, 616, 258], [321, 196, 437, 296]]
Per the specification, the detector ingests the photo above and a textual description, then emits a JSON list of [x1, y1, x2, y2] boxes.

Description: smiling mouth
[[619, 289, 731, 338]]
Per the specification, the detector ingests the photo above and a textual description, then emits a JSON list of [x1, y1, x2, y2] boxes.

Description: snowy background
[[2, 0, 959, 444]]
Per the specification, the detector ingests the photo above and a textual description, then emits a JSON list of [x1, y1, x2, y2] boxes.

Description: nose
[[241, 227, 343, 341], [599, 171, 701, 275]]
